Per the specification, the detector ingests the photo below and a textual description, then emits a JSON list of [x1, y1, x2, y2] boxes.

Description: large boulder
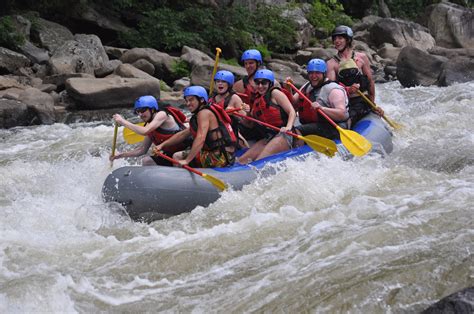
[[295, 47, 337, 65], [113, 63, 160, 82], [429, 46, 474, 59], [281, 5, 314, 50], [438, 56, 474, 86], [65, 77, 161, 109], [180, 46, 213, 68], [120, 48, 177, 81], [19, 41, 50, 65], [31, 17, 74, 53], [422, 286, 474, 314], [18, 87, 56, 124], [189, 62, 245, 90], [267, 60, 306, 87], [69, 4, 131, 35], [370, 18, 436, 51], [425, 2, 474, 49], [48, 34, 109, 76], [11, 15, 49, 64], [0, 48, 30, 74], [0, 99, 33, 128], [396, 46, 444, 87]]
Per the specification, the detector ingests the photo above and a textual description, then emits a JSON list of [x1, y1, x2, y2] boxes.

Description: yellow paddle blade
[[123, 122, 145, 144], [383, 115, 403, 130], [202, 173, 227, 191], [298, 134, 337, 157], [338, 126, 372, 157]]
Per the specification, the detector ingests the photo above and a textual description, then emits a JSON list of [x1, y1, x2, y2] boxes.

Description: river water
[[0, 81, 473, 312]]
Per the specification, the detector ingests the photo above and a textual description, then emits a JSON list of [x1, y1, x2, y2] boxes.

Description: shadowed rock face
[[422, 286, 474, 314]]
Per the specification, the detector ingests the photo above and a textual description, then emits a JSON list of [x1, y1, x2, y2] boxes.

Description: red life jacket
[[295, 82, 319, 124], [209, 92, 233, 110], [242, 75, 257, 105], [251, 87, 289, 128], [189, 104, 237, 151], [147, 106, 188, 153]]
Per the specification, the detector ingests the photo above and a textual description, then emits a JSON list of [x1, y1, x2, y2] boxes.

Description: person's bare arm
[[326, 59, 337, 81], [113, 111, 168, 135], [273, 89, 296, 132], [182, 110, 211, 165]]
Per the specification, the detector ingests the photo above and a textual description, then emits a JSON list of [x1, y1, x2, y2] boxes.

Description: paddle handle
[[111, 123, 118, 156], [209, 47, 222, 96], [356, 90, 399, 129], [231, 112, 300, 138], [110, 123, 118, 167], [287, 82, 338, 129], [155, 151, 204, 176]]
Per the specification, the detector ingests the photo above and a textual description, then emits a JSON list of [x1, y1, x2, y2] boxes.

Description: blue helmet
[[241, 49, 263, 64], [134, 95, 158, 111], [254, 69, 274, 83], [332, 25, 353, 41], [214, 70, 234, 85], [307, 59, 327, 73], [184, 86, 208, 102]]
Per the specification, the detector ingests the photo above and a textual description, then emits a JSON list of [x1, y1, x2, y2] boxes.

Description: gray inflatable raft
[[102, 114, 393, 221]]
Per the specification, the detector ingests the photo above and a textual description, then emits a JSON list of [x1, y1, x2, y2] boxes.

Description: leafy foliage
[[307, 0, 353, 37], [0, 16, 25, 50], [386, 0, 471, 20], [171, 60, 191, 79], [118, 3, 298, 55]]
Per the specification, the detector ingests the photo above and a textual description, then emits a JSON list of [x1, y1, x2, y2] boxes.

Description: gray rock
[[104, 46, 128, 60], [425, 2, 474, 49], [0, 99, 33, 128], [0, 48, 31, 73], [422, 286, 474, 314], [370, 18, 435, 51], [31, 17, 74, 53], [396, 46, 444, 87], [180, 46, 213, 68], [120, 48, 177, 80], [132, 59, 155, 76], [18, 87, 56, 124], [65, 77, 161, 109], [95, 59, 122, 78], [438, 56, 474, 86], [18, 40, 50, 64], [173, 77, 190, 92], [48, 34, 109, 76]]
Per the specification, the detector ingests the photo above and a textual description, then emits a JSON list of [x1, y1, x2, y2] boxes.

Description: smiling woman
[[110, 95, 188, 166], [237, 69, 297, 163]]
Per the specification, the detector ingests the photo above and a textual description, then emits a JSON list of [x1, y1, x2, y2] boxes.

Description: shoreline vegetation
[[0, 1, 472, 128]]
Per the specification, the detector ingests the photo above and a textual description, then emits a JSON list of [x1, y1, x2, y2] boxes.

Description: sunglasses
[[254, 79, 270, 86], [134, 107, 148, 114]]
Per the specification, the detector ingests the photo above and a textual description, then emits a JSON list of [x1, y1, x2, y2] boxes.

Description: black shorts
[[238, 123, 266, 142], [296, 120, 340, 140], [150, 152, 174, 167]]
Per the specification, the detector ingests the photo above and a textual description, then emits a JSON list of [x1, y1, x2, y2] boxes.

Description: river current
[[0, 81, 473, 312]]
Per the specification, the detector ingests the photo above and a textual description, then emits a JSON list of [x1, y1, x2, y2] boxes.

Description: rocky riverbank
[[0, 1, 472, 129]]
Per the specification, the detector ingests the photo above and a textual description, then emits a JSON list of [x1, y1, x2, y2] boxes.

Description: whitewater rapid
[[0, 81, 473, 312]]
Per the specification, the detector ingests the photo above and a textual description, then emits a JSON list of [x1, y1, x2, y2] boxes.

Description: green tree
[[307, 0, 353, 37]]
